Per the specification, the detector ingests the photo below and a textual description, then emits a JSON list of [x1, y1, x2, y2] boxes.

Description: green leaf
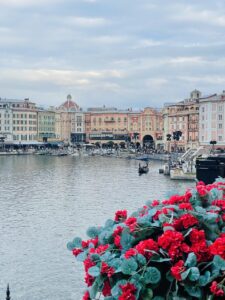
[[144, 267, 161, 284], [143, 288, 153, 300], [88, 266, 100, 277], [185, 253, 197, 267], [184, 285, 202, 298], [198, 271, 211, 287], [136, 254, 147, 265], [86, 226, 99, 238], [76, 251, 87, 262], [181, 268, 191, 280], [121, 258, 138, 275], [213, 255, 225, 271], [188, 267, 200, 281], [66, 242, 75, 251], [120, 230, 135, 251]]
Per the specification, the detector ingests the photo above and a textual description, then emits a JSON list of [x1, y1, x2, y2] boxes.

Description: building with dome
[[55, 95, 85, 143]]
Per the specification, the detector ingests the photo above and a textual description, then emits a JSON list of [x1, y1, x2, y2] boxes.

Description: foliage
[[68, 180, 225, 299]]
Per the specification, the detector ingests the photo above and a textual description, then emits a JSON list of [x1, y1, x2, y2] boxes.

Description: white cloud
[[0, 68, 125, 87], [0, 0, 63, 6], [172, 6, 225, 27], [65, 16, 108, 27]]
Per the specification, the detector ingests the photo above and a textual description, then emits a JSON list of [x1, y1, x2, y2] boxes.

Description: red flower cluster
[[124, 248, 137, 259], [82, 291, 91, 300], [189, 229, 212, 262], [210, 281, 225, 297], [101, 262, 115, 278], [158, 230, 187, 260], [113, 226, 124, 249], [210, 236, 225, 259], [102, 280, 112, 297], [171, 260, 186, 281], [173, 214, 198, 230], [125, 217, 137, 232], [115, 210, 127, 222], [135, 239, 159, 259], [119, 283, 136, 300]]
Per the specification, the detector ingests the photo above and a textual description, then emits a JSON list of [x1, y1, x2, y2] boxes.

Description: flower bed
[[67, 180, 225, 299]]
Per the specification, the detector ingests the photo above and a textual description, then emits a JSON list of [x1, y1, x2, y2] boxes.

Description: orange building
[[84, 106, 163, 148], [163, 90, 200, 151]]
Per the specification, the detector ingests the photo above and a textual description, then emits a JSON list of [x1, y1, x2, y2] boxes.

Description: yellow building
[[37, 109, 56, 142]]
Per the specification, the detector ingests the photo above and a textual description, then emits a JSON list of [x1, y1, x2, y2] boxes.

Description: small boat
[[138, 163, 149, 175]]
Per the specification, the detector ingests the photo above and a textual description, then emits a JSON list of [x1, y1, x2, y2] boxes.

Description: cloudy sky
[[0, 0, 225, 108]]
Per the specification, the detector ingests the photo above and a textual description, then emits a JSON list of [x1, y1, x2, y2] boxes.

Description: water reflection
[[0, 156, 194, 299]]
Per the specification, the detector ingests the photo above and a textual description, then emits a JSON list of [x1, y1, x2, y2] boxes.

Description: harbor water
[[0, 156, 194, 300]]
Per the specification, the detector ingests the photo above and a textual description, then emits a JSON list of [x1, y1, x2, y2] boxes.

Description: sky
[[0, 0, 225, 109]]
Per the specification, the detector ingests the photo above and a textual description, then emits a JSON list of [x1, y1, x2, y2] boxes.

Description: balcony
[[104, 118, 115, 123]]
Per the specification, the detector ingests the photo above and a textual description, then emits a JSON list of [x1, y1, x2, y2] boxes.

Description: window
[[219, 136, 223, 141], [202, 107, 205, 113], [219, 114, 223, 121], [219, 124, 223, 129], [219, 105, 223, 112]]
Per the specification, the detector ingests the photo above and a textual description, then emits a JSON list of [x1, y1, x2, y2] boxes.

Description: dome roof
[[58, 95, 80, 111]]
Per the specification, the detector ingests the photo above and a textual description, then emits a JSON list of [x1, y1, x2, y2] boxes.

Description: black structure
[[196, 156, 225, 184], [6, 285, 10, 300]]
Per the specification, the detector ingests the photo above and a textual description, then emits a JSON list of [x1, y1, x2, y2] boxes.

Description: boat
[[138, 163, 149, 175]]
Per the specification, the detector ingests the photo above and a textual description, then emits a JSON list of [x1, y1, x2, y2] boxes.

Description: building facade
[[55, 95, 84, 143], [0, 98, 38, 142], [37, 109, 56, 142], [162, 90, 200, 151], [84, 106, 163, 147], [199, 91, 225, 147]]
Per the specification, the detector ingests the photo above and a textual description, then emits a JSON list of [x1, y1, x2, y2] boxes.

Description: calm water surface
[[0, 156, 195, 300]]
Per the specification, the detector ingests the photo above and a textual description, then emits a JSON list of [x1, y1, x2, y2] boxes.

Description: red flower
[[82, 291, 91, 300], [135, 239, 159, 259], [171, 260, 186, 281], [179, 203, 193, 210], [210, 281, 225, 297], [113, 226, 124, 237], [196, 185, 208, 197], [102, 280, 112, 297], [119, 283, 136, 300], [85, 273, 95, 287], [114, 235, 122, 249], [115, 210, 127, 222], [83, 258, 95, 272], [173, 214, 198, 230], [125, 217, 137, 232], [158, 230, 184, 260], [210, 236, 225, 259], [151, 200, 160, 206], [89, 244, 109, 255], [101, 262, 115, 278], [72, 248, 83, 256], [124, 248, 137, 259]]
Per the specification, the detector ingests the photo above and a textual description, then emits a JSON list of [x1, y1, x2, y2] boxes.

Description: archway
[[143, 135, 154, 148]]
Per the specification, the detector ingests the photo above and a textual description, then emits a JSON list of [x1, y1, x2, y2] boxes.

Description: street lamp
[[210, 140, 217, 154]]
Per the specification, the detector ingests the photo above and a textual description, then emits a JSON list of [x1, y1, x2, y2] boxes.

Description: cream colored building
[[55, 95, 84, 143]]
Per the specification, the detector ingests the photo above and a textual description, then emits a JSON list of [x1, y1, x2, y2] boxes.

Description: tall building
[[162, 90, 200, 151], [55, 95, 84, 143], [0, 98, 38, 142], [199, 91, 225, 147], [37, 109, 56, 142]]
